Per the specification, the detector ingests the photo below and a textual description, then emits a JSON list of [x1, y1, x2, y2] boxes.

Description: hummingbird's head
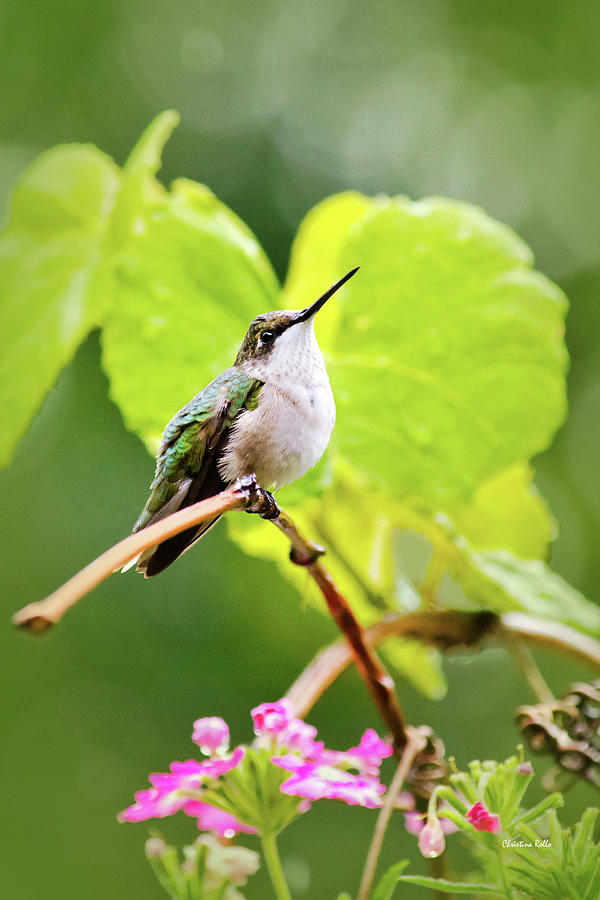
[[234, 267, 359, 366]]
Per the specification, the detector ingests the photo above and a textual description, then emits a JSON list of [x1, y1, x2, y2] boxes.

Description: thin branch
[[269, 507, 409, 751], [357, 726, 428, 900], [286, 610, 600, 719], [504, 631, 555, 704], [499, 612, 600, 668], [12, 477, 410, 751], [12, 477, 260, 633]]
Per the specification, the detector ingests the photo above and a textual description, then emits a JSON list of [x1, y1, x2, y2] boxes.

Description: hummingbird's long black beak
[[291, 266, 360, 325]]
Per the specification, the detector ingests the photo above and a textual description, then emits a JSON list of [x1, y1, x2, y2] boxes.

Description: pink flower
[[251, 699, 295, 736], [517, 761, 533, 775], [118, 748, 245, 829], [272, 755, 386, 809], [192, 717, 230, 755], [148, 749, 245, 794], [280, 718, 321, 758], [405, 810, 425, 835], [346, 728, 394, 776], [465, 801, 501, 833], [184, 801, 257, 836], [119, 699, 394, 835], [418, 816, 446, 858], [118, 786, 187, 822]]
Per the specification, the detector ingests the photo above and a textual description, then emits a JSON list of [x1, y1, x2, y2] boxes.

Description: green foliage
[[371, 860, 410, 900], [384, 752, 600, 900], [2, 112, 593, 697], [385, 874, 499, 894], [455, 462, 555, 559], [201, 747, 301, 835], [101, 111, 280, 449], [316, 196, 567, 509], [0, 143, 120, 465]]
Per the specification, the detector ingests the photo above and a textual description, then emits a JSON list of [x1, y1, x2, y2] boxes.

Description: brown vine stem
[[268, 507, 408, 751], [286, 610, 600, 719], [12, 477, 260, 634], [12, 478, 409, 751], [357, 725, 428, 900]]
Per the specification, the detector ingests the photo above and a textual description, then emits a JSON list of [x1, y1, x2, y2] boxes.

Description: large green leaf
[[291, 194, 568, 508], [282, 190, 374, 347], [454, 462, 555, 559], [101, 175, 280, 449], [0, 144, 120, 465]]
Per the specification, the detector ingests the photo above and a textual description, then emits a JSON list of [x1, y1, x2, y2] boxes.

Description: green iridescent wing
[[132, 369, 262, 576]]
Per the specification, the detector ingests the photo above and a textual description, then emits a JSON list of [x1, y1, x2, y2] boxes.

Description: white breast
[[218, 320, 335, 490]]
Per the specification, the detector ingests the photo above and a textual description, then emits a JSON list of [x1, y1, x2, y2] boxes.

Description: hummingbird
[[127, 267, 359, 576]]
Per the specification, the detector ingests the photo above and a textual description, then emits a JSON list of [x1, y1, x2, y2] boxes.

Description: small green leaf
[[512, 792, 563, 827], [0, 143, 120, 466], [107, 109, 180, 250], [372, 860, 410, 900], [454, 548, 600, 633], [391, 875, 500, 895]]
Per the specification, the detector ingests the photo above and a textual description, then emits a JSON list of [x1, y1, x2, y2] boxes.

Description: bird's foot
[[235, 474, 280, 520], [253, 488, 280, 520]]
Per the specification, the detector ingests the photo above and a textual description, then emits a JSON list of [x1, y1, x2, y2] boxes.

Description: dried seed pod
[[516, 680, 600, 791]]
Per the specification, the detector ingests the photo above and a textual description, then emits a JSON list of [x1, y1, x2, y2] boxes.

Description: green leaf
[[226, 481, 382, 625], [454, 462, 556, 559], [380, 637, 447, 700], [512, 792, 563, 827], [0, 143, 120, 466], [293, 194, 569, 508], [107, 109, 180, 251], [453, 547, 600, 633], [391, 875, 500, 895], [101, 176, 280, 450], [282, 190, 374, 348], [372, 860, 410, 900]]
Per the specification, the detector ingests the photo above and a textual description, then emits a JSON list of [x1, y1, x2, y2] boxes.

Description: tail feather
[[138, 515, 221, 577], [133, 459, 227, 577]]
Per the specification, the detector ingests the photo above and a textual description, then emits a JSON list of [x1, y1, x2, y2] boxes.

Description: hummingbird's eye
[[260, 330, 276, 344]]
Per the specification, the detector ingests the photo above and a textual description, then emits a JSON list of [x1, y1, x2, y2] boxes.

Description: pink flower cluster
[[262, 700, 393, 809], [117, 745, 254, 837], [118, 699, 393, 835], [465, 801, 501, 833]]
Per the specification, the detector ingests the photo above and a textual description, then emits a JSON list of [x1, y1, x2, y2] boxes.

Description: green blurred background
[[2, 1, 599, 897]]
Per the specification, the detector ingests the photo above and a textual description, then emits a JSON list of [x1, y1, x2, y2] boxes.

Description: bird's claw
[[236, 475, 280, 520]]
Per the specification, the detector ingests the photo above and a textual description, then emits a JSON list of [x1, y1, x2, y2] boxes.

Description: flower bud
[[465, 801, 501, 833], [251, 700, 294, 736], [418, 816, 446, 858], [145, 836, 169, 859], [192, 717, 230, 755]]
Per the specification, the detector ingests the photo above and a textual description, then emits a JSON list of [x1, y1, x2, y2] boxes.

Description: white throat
[[246, 317, 328, 386]]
